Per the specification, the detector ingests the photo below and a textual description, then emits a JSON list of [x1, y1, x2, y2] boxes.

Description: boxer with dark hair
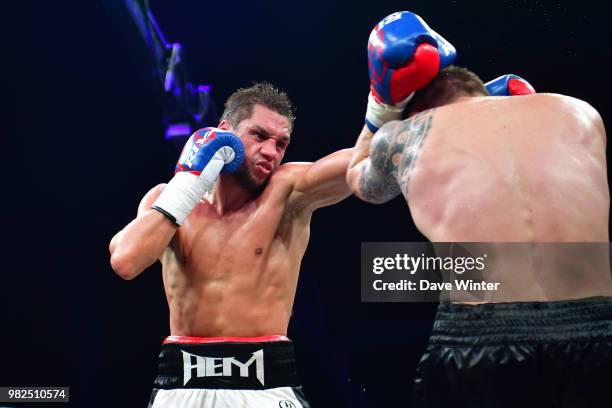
[[109, 9, 455, 405], [405, 65, 488, 115], [110, 82, 348, 407], [347, 64, 612, 407]]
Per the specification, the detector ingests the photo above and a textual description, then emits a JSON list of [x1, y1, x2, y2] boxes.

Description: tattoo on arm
[[358, 110, 435, 201], [358, 159, 402, 203]]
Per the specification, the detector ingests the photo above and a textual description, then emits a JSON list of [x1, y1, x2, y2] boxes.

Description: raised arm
[[289, 148, 354, 212], [109, 184, 177, 280], [346, 122, 403, 204], [347, 110, 435, 204], [348, 11, 454, 203], [110, 127, 244, 280]]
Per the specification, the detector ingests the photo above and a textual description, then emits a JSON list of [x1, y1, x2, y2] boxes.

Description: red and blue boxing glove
[[174, 128, 244, 175], [485, 74, 535, 96], [152, 128, 244, 225], [366, 11, 457, 132]]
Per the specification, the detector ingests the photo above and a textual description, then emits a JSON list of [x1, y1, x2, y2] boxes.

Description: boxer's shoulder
[[517, 92, 593, 111], [554, 93, 601, 118], [150, 183, 167, 194], [270, 162, 312, 186], [532, 93, 603, 132], [380, 110, 436, 146], [267, 163, 310, 201], [254, 163, 310, 207], [253, 154, 350, 213], [138, 183, 167, 216]]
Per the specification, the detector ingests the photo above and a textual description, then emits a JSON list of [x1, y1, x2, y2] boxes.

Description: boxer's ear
[[218, 120, 231, 131]]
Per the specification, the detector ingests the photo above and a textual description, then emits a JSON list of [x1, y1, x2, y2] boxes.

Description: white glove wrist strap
[[365, 92, 414, 131], [152, 146, 236, 225]]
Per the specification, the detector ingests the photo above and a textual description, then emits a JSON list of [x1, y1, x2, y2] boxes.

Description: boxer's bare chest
[[167, 186, 297, 277]]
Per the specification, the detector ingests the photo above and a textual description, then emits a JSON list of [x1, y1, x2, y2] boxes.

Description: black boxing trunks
[[413, 297, 612, 408], [147, 335, 311, 408]]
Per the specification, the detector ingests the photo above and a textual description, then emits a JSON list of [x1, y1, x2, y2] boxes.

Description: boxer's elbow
[[347, 159, 401, 204], [346, 165, 378, 203], [110, 247, 142, 280]]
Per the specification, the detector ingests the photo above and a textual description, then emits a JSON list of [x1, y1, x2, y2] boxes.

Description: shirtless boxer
[[108, 82, 351, 407], [106, 15, 457, 402], [347, 65, 612, 406]]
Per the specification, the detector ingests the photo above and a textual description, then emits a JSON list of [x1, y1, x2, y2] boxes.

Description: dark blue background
[[11, 0, 611, 407]]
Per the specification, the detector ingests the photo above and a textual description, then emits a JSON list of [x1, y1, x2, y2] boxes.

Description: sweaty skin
[[348, 93, 612, 301], [110, 105, 353, 336]]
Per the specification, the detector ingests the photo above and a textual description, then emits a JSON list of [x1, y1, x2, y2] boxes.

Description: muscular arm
[[289, 148, 354, 212], [347, 110, 435, 203], [584, 101, 607, 148], [346, 122, 403, 203], [109, 184, 177, 280]]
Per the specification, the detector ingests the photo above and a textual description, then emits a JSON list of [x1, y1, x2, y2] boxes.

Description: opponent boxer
[[109, 12, 454, 404], [347, 64, 612, 407]]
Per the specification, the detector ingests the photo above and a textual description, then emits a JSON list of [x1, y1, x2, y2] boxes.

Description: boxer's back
[[408, 93, 608, 242], [405, 93, 611, 301]]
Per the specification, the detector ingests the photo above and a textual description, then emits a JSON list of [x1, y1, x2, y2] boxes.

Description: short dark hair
[[221, 82, 295, 130], [407, 65, 488, 114]]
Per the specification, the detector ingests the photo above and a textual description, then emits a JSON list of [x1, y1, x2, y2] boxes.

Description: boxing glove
[[485, 74, 535, 96], [366, 11, 457, 132], [152, 127, 244, 225]]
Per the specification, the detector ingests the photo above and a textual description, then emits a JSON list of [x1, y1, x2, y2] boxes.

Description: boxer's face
[[219, 104, 291, 191]]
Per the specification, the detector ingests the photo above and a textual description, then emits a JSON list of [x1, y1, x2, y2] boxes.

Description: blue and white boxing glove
[[366, 11, 456, 132], [152, 127, 244, 225], [485, 74, 535, 96]]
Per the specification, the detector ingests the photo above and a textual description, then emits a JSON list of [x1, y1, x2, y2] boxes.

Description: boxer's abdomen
[[160, 189, 310, 337]]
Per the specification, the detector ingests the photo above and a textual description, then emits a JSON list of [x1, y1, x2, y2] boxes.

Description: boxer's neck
[[211, 174, 258, 214], [447, 94, 482, 105]]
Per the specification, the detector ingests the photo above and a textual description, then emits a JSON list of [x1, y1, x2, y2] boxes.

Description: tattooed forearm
[[358, 109, 435, 201], [358, 160, 401, 203]]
